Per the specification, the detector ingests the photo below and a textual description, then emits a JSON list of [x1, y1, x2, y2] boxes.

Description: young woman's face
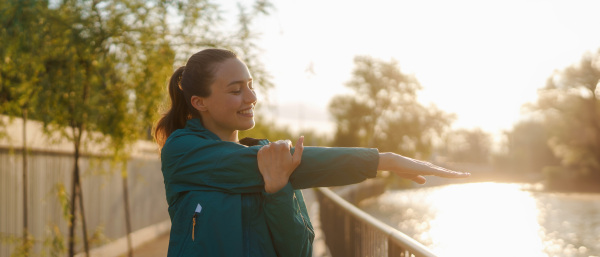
[[197, 58, 256, 139]]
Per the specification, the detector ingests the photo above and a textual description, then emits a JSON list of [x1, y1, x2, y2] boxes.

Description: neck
[[218, 130, 239, 142], [200, 118, 238, 142]]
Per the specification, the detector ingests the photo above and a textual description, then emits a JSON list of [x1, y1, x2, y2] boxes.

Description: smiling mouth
[[238, 108, 254, 116]]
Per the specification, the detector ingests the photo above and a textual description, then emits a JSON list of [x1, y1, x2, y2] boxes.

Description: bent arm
[[262, 184, 314, 257]]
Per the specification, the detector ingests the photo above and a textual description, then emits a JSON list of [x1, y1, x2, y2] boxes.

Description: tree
[[532, 49, 600, 181], [501, 120, 559, 174], [441, 128, 492, 164], [329, 56, 454, 159], [2, 1, 273, 255], [28, 1, 273, 256], [0, 1, 50, 255]]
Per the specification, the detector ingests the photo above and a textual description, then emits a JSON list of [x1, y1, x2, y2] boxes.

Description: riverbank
[[545, 176, 600, 193]]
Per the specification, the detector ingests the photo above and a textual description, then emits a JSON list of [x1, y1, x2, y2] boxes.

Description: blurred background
[[1, 0, 599, 256]]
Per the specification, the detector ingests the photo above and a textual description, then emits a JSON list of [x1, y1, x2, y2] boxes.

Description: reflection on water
[[359, 183, 600, 257]]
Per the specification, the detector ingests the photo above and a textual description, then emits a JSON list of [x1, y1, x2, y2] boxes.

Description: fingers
[[261, 137, 304, 169], [257, 144, 268, 159], [394, 173, 427, 184], [422, 163, 470, 178], [412, 175, 426, 184], [292, 136, 304, 167], [405, 157, 470, 178]]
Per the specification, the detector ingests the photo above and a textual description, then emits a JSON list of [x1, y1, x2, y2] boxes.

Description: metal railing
[[315, 187, 437, 257]]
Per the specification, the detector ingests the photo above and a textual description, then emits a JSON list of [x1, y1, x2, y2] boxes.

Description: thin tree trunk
[[74, 131, 90, 257], [68, 151, 78, 257], [122, 170, 133, 257], [67, 127, 90, 257], [77, 179, 90, 257], [22, 109, 29, 252]]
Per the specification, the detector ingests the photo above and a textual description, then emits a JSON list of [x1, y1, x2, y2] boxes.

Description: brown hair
[[154, 48, 238, 147]]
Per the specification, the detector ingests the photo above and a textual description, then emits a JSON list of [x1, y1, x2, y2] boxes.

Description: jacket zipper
[[192, 212, 197, 241], [294, 193, 315, 236]]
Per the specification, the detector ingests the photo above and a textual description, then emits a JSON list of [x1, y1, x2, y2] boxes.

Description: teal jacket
[[161, 119, 379, 256]]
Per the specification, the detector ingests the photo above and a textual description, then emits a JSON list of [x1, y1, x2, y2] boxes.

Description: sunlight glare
[[426, 183, 546, 256]]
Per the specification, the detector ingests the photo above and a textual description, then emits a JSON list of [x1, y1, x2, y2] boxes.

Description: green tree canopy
[[532, 48, 600, 178], [499, 120, 559, 174], [1, 0, 274, 255], [441, 128, 492, 164], [0, 0, 48, 127], [329, 56, 454, 158]]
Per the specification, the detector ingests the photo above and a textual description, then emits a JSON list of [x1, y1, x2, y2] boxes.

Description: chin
[[239, 121, 255, 131]]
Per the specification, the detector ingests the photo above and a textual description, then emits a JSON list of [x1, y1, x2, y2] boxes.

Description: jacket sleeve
[[217, 145, 380, 193], [262, 183, 314, 257], [162, 136, 379, 194]]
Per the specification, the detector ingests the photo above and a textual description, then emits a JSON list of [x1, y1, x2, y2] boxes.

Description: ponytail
[[154, 66, 189, 148]]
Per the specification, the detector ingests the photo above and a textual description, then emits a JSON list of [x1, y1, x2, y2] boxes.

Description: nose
[[243, 87, 257, 105]]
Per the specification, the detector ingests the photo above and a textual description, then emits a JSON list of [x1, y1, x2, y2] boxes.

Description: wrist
[[264, 176, 288, 193], [377, 152, 395, 171]]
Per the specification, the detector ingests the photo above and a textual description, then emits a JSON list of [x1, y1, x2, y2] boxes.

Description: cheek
[[215, 96, 241, 113]]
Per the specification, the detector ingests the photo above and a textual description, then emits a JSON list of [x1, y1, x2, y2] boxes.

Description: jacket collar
[[184, 118, 269, 146]]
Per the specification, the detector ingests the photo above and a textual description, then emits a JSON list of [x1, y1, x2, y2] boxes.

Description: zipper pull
[[192, 213, 197, 241], [192, 203, 202, 242]]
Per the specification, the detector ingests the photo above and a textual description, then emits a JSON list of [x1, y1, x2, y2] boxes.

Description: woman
[[154, 48, 469, 257]]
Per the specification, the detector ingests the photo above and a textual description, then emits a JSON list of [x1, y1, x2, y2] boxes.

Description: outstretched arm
[[257, 138, 469, 191], [163, 134, 468, 198], [377, 152, 470, 184]]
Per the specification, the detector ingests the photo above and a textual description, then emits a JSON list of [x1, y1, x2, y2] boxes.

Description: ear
[[190, 95, 208, 112]]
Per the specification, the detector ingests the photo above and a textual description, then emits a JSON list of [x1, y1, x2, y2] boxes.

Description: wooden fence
[[0, 145, 168, 256]]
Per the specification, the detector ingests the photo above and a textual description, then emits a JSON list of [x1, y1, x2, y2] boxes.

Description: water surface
[[359, 182, 600, 257]]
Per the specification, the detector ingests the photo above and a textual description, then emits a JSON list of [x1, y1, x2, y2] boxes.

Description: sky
[[227, 0, 600, 138]]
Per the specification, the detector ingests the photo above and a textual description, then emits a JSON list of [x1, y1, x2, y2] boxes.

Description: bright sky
[[233, 0, 600, 137]]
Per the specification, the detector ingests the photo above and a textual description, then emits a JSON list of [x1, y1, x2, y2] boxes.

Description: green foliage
[[2, 0, 274, 149], [440, 128, 492, 164], [0, 0, 48, 133], [54, 184, 72, 224], [531, 49, 600, 178], [8, 233, 34, 257], [42, 225, 65, 257], [0, 231, 35, 257], [500, 120, 559, 173], [87, 225, 108, 248], [329, 56, 454, 158], [1, 0, 275, 254]]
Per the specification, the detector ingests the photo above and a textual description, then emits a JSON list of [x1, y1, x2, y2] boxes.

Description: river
[[358, 182, 600, 257]]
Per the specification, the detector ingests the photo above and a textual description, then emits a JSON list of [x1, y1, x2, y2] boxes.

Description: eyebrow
[[227, 78, 253, 87]]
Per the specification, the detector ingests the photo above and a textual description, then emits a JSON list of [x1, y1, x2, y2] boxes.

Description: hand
[[378, 152, 470, 184], [257, 136, 304, 193]]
